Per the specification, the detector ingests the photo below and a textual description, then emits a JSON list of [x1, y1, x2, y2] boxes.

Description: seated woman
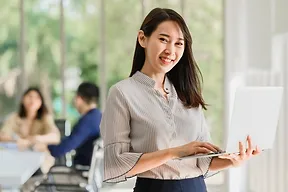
[[0, 87, 60, 173]]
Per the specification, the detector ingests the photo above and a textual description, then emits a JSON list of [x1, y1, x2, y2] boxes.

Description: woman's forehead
[[26, 91, 39, 97], [153, 21, 184, 39]]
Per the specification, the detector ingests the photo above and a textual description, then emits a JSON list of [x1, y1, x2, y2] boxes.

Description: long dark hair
[[18, 87, 48, 119], [129, 8, 207, 110]]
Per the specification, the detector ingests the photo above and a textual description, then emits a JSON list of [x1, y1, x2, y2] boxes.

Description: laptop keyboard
[[208, 151, 225, 155]]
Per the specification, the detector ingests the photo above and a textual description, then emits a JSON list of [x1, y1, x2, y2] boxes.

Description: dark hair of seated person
[[76, 82, 99, 104]]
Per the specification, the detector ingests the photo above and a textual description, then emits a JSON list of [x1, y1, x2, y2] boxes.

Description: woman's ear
[[138, 30, 147, 48]]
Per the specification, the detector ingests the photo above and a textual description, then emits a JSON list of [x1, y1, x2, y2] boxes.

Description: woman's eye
[[176, 42, 184, 46], [159, 38, 168, 43]]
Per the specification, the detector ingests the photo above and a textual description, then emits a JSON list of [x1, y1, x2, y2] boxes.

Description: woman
[[0, 87, 60, 173], [100, 8, 261, 192]]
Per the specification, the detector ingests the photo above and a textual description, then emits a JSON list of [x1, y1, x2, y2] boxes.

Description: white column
[[224, 0, 249, 190], [99, 0, 107, 110], [226, 0, 288, 191], [225, 0, 273, 192], [60, 0, 66, 118], [19, 0, 26, 94]]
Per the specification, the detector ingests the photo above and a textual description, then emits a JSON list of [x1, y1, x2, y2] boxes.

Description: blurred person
[[48, 82, 101, 167], [0, 87, 60, 173], [100, 8, 261, 192]]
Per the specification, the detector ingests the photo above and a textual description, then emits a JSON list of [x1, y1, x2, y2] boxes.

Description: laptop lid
[[225, 86, 283, 153], [179, 86, 283, 160]]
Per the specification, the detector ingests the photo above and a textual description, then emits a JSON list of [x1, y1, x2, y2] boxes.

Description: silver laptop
[[180, 86, 283, 159]]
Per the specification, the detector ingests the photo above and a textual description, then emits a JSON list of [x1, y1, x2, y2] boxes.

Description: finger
[[195, 147, 211, 154], [207, 142, 222, 152], [210, 143, 223, 152], [201, 143, 218, 152], [218, 153, 237, 159], [200, 142, 222, 152], [218, 154, 230, 159], [239, 141, 245, 158], [193, 142, 213, 152], [246, 135, 253, 155], [252, 145, 262, 155]]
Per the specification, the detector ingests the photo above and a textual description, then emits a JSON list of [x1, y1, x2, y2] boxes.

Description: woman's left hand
[[218, 135, 262, 167], [28, 135, 41, 144]]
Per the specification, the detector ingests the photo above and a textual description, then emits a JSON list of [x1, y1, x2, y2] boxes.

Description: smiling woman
[[129, 8, 206, 110], [100, 7, 259, 192], [139, 21, 184, 67], [101, 8, 216, 192]]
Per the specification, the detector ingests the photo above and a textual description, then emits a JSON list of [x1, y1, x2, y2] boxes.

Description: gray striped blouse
[[100, 71, 213, 183]]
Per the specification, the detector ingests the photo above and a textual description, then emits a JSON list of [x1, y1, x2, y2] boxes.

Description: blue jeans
[[133, 175, 207, 192]]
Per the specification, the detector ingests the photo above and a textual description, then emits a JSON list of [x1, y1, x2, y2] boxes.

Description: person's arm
[[48, 114, 101, 157], [32, 132, 59, 144], [0, 133, 13, 142], [31, 115, 60, 145], [0, 114, 33, 150], [101, 85, 143, 183], [209, 157, 233, 171], [126, 141, 219, 177], [0, 114, 18, 142]]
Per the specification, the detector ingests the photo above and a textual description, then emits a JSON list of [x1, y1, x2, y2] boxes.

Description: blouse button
[[172, 132, 176, 138]]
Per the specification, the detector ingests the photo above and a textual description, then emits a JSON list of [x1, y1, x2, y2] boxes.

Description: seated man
[[48, 82, 101, 166]]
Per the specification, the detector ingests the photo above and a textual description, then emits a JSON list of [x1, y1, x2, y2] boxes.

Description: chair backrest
[[54, 119, 71, 138], [87, 138, 104, 191], [54, 119, 72, 166]]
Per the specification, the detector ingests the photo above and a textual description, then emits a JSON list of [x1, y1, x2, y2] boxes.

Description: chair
[[34, 138, 104, 192], [53, 119, 72, 167], [54, 119, 71, 138]]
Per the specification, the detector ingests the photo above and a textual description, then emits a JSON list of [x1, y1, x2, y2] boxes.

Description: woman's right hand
[[173, 141, 222, 159], [17, 138, 31, 151]]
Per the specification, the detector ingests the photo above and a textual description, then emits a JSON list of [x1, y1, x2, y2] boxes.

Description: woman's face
[[139, 20, 185, 75], [22, 90, 42, 112]]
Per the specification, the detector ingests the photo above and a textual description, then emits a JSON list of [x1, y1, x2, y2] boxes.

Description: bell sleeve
[[100, 85, 143, 183], [197, 107, 220, 178]]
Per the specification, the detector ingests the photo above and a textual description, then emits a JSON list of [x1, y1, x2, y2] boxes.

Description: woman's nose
[[164, 47, 175, 57]]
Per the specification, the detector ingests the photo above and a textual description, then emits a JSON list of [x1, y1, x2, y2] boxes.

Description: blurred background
[[0, 0, 287, 192]]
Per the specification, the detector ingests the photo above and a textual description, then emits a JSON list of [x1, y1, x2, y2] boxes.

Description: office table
[[0, 149, 44, 191]]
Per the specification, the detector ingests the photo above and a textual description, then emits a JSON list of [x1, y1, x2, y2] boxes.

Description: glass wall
[[0, 0, 224, 189], [0, 0, 20, 119], [25, 0, 60, 117]]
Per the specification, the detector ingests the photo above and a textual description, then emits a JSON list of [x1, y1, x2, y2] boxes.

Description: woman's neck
[[140, 68, 165, 89], [26, 111, 37, 120]]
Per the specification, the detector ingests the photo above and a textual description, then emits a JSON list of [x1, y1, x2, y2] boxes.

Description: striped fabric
[[100, 71, 213, 183]]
